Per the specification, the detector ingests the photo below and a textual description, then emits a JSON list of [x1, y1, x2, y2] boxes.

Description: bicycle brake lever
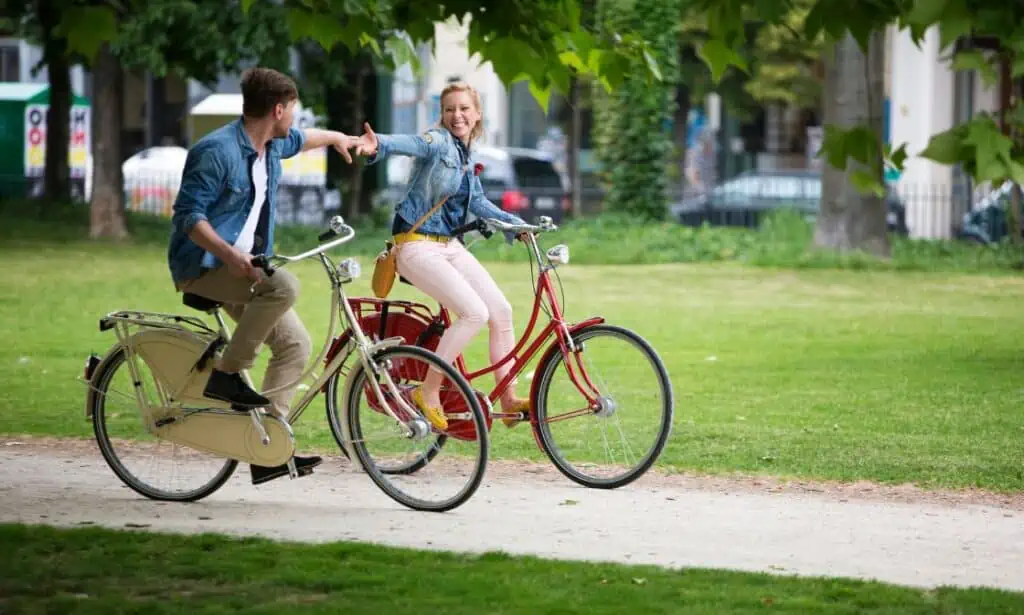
[[251, 255, 276, 277]]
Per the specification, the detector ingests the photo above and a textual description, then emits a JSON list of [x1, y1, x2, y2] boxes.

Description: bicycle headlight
[[546, 244, 570, 266], [336, 257, 361, 282]]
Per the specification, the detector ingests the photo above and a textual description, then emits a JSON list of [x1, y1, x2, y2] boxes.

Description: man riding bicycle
[[167, 67, 361, 485]]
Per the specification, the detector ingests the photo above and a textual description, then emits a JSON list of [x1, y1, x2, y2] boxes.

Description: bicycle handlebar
[[251, 215, 356, 276], [453, 216, 559, 238]]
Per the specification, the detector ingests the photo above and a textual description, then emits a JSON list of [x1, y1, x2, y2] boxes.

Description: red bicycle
[[332, 215, 674, 489]]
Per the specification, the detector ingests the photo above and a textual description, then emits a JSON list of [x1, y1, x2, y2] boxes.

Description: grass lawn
[[3, 523, 1023, 614], [2, 232, 1023, 492]]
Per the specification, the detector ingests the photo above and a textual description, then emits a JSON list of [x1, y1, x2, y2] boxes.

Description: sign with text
[[24, 104, 91, 178]]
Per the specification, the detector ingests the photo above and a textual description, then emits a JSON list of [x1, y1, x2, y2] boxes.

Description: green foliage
[[45, 0, 663, 114], [112, 0, 292, 84], [593, 0, 681, 221], [682, 0, 1024, 202], [5, 200, 1020, 274]]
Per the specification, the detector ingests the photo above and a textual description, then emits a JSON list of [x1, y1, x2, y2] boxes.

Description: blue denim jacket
[[367, 127, 524, 242], [167, 118, 306, 285]]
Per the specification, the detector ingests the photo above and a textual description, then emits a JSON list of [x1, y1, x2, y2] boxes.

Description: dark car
[[671, 169, 909, 236], [958, 180, 1022, 245], [470, 146, 570, 224]]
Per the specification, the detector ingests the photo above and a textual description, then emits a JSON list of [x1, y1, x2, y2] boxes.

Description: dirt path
[[1, 436, 1022, 592]]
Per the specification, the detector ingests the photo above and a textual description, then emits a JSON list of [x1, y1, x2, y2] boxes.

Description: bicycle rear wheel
[[336, 345, 488, 512], [533, 324, 673, 489], [89, 347, 237, 502]]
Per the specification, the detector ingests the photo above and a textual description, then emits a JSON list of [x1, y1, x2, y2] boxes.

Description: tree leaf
[[952, 50, 998, 87], [906, 0, 950, 30], [887, 142, 909, 170], [1009, 159, 1024, 187], [60, 7, 118, 60], [964, 117, 1013, 179], [241, 0, 256, 15], [697, 38, 748, 83], [818, 125, 851, 169], [359, 32, 381, 56], [482, 37, 541, 86], [849, 169, 885, 197], [528, 79, 552, 114], [919, 125, 969, 165], [936, 0, 972, 50], [559, 50, 589, 73], [287, 9, 346, 50], [643, 48, 663, 81], [1013, 55, 1024, 79]]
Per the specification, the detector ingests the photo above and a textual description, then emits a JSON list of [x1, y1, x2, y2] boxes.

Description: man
[[168, 67, 360, 486]]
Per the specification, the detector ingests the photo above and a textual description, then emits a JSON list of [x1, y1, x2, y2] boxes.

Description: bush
[[3, 198, 1021, 274]]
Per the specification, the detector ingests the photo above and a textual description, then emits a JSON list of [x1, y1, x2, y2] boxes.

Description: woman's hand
[[355, 122, 378, 156]]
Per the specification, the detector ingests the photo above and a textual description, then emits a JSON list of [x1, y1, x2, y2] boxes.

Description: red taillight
[[502, 190, 529, 212]]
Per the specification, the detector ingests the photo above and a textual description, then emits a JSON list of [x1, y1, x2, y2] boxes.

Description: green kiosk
[[0, 83, 91, 200]]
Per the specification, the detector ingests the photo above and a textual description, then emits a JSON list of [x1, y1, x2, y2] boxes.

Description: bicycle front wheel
[[338, 345, 488, 512], [89, 347, 237, 502], [533, 324, 673, 489]]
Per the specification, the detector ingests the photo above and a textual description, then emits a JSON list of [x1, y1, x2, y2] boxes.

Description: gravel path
[[1, 437, 1021, 592]]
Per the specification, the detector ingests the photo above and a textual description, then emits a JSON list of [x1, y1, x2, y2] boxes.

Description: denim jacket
[[366, 127, 524, 242], [167, 118, 306, 285]]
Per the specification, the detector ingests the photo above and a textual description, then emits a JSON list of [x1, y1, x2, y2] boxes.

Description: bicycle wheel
[[89, 347, 237, 502], [326, 371, 445, 474], [533, 324, 673, 489], [336, 345, 488, 512]]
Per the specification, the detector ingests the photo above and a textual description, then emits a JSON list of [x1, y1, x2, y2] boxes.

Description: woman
[[355, 81, 530, 431]]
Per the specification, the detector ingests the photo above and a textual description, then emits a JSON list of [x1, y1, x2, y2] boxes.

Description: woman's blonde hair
[[438, 81, 484, 143]]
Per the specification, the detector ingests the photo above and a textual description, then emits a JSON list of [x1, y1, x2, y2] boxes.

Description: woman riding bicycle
[[355, 81, 529, 431]]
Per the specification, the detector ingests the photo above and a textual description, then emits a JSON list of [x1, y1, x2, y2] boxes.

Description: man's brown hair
[[240, 67, 298, 118]]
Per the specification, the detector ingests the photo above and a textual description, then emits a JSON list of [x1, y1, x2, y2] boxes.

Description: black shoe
[[203, 369, 270, 409], [250, 455, 322, 485]]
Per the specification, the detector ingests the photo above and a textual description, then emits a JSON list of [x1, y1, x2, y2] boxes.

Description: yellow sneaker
[[501, 398, 531, 428], [412, 387, 448, 431]]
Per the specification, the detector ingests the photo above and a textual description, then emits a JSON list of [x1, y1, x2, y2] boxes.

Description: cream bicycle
[[82, 216, 488, 512]]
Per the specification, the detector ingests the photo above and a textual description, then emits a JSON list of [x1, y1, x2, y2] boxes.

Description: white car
[[121, 146, 188, 215]]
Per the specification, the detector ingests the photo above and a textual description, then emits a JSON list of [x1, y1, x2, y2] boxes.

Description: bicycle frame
[[434, 232, 605, 417], [86, 222, 427, 450]]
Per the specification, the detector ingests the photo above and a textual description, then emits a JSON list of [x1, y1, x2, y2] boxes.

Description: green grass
[[3, 523, 1023, 614], [2, 203, 1024, 492]]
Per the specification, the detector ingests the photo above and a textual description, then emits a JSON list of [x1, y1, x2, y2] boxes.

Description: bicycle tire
[[90, 347, 238, 502]]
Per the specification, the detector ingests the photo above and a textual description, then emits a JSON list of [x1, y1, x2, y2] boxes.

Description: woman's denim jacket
[[366, 127, 524, 243]]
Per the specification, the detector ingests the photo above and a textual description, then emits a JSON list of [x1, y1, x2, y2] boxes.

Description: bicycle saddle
[[182, 292, 224, 312]]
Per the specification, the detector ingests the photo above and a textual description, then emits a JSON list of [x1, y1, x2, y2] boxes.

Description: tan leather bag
[[371, 195, 448, 298]]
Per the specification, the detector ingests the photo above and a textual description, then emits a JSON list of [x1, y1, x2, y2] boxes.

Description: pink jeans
[[396, 239, 518, 403]]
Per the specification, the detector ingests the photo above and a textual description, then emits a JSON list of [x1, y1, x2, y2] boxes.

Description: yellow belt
[[392, 232, 450, 245]]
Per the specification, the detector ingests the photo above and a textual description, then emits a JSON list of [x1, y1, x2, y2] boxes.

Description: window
[[0, 45, 19, 82]]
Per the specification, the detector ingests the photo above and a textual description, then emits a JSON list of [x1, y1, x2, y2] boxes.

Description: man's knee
[[260, 269, 301, 308]]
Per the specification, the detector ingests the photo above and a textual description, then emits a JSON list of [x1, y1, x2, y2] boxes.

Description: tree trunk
[[38, 0, 71, 202], [325, 50, 367, 222], [997, 54, 1021, 245], [89, 43, 127, 240], [567, 75, 582, 218], [814, 32, 890, 257], [674, 84, 691, 195]]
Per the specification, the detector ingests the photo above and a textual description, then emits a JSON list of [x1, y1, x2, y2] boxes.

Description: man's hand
[[355, 122, 378, 157], [331, 132, 360, 164], [224, 247, 261, 282], [302, 128, 360, 163]]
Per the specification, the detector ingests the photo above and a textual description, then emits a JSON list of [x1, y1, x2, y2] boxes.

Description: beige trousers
[[180, 266, 312, 417]]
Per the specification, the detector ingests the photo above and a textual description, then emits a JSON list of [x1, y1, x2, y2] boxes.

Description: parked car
[[470, 146, 570, 224], [121, 146, 188, 215], [958, 180, 1021, 245], [670, 169, 910, 236]]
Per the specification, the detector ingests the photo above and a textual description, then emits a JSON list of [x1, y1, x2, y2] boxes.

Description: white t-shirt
[[234, 152, 268, 253]]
